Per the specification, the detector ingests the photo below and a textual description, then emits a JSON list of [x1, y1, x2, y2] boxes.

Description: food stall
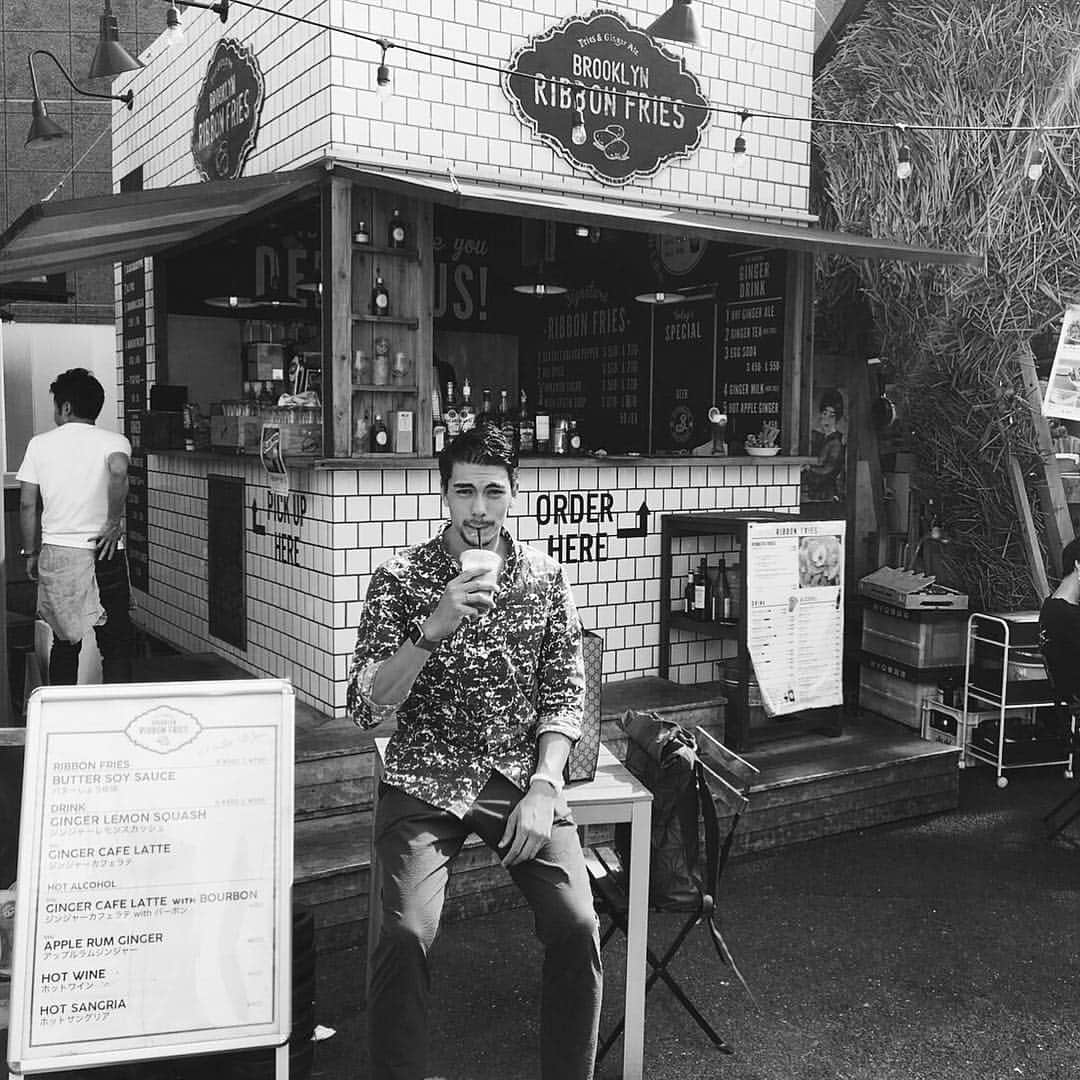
[[0, 1, 980, 725]]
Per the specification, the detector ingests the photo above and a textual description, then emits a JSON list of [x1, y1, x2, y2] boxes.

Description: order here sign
[[7, 680, 294, 1075]]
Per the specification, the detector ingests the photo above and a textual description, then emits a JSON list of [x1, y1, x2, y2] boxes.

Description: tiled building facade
[[109, 0, 817, 717]]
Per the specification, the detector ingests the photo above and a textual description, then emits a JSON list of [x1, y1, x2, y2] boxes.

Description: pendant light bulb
[[894, 125, 912, 181], [729, 111, 751, 173], [1027, 147, 1045, 183], [164, 3, 185, 46], [571, 106, 587, 146], [375, 40, 392, 105]]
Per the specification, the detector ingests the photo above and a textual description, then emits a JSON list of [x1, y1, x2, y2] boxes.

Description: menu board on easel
[[746, 520, 845, 717], [7, 680, 294, 1074]]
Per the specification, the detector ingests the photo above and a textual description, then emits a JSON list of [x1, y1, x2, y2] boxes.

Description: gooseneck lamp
[[647, 0, 703, 47], [26, 49, 135, 147], [88, 0, 144, 79]]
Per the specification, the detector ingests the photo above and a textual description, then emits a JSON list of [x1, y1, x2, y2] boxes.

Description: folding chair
[[1038, 628, 1080, 840], [584, 721, 759, 1066]]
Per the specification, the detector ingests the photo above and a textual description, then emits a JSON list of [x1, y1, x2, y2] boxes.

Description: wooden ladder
[[1009, 347, 1074, 598]]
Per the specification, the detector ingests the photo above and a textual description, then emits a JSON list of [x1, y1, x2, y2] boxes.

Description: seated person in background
[[1038, 537, 1080, 743], [1040, 537, 1080, 645]]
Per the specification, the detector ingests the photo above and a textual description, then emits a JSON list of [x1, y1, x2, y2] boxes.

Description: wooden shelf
[[351, 384, 418, 392], [352, 314, 420, 328], [348, 452, 422, 460], [669, 612, 740, 637], [352, 244, 420, 260]]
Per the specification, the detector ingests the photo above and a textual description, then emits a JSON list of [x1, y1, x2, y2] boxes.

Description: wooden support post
[[1018, 347, 1074, 577], [321, 175, 353, 459], [1006, 454, 1051, 600]]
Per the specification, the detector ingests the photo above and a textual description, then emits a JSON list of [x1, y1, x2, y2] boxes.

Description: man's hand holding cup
[[425, 549, 504, 641]]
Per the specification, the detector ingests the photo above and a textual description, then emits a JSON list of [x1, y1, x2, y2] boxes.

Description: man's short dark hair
[[820, 389, 844, 420], [438, 422, 517, 490], [1062, 538, 1080, 573], [50, 368, 105, 421]]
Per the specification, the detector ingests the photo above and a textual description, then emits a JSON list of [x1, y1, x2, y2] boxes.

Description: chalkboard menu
[[121, 261, 149, 592], [721, 251, 785, 449], [651, 298, 715, 453]]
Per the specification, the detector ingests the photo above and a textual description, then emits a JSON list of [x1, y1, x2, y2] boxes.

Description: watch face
[[407, 620, 422, 645]]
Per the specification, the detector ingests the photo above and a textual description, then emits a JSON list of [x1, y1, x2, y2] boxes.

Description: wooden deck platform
[[1, 658, 961, 953]]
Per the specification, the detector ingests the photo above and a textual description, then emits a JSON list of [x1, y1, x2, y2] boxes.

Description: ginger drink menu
[[8, 680, 294, 1073]]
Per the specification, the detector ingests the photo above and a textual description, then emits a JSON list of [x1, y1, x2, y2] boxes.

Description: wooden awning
[[0, 159, 984, 283], [0, 167, 325, 284], [337, 164, 985, 269]]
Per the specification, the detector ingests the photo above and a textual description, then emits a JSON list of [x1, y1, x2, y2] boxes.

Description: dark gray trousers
[[369, 771, 602, 1080]]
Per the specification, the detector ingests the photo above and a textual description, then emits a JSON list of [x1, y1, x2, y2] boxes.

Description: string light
[[375, 39, 392, 105], [895, 125, 912, 180], [1027, 145, 1045, 183], [728, 110, 751, 173], [131, 0, 1080, 201], [571, 104, 587, 146], [149, 0, 1080, 140], [163, 3, 185, 46]]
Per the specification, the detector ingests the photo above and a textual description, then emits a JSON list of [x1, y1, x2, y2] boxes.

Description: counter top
[[147, 451, 816, 470]]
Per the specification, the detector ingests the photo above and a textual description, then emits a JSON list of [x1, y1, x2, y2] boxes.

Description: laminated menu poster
[[746, 520, 845, 717], [1041, 303, 1080, 421], [7, 680, 294, 1074]]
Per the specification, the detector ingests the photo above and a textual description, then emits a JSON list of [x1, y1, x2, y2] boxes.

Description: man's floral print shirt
[[347, 527, 585, 818]]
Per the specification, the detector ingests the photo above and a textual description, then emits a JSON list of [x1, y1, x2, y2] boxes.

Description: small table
[[370, 740, 653, 1080]]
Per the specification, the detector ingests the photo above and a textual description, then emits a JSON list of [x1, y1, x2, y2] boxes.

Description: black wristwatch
[[406, 618, 438, 653]]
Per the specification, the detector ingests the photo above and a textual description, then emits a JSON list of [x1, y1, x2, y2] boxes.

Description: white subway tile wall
[[114, 0, 815, 717], [137, 455, 802, 717], [112, 0, 813, 221]]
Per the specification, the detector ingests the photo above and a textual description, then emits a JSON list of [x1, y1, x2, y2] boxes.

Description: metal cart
[[963, 612, 1074, 787]]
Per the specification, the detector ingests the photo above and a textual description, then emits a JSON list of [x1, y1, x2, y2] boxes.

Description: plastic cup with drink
[[459, 528, 501, 613]]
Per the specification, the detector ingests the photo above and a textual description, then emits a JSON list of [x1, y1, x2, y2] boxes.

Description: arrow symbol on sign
[[251, 499, 266, 535], [616, 500, 651, 539]]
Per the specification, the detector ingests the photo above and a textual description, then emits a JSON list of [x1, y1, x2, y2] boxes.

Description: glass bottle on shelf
[[498, 389, 516, 451], [353, 220, 370, 245], [372, 337, 391, 386], [371, 267, 390, 316], [683, 571, 696, 616], [433, 407, 448, 455], [352, 405, 371, 455], [479, 388, 493, 424], [352, 348, 371, 385], [444, 381, 461, 437], [693, 558, 709, 621], [568, 419, 582, 455], [387, 208, 408, 249], [460, 379, 476, 432], [552, 416, 569, 455], [534, 406, 551, 453], [716, 555, 733, 620], [518, 389, 535, 454], [371, 413, 390, 453]]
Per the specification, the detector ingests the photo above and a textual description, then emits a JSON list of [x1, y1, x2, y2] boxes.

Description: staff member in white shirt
[[16, 368, 134, 684]]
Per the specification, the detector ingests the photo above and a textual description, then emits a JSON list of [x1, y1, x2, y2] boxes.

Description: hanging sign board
[[7, 680, 294, 1074], [502, 10, 710, 186], [192, 38, 265, 182], [1041, 304, 1080, 422], [746, 520, 845, 717]]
